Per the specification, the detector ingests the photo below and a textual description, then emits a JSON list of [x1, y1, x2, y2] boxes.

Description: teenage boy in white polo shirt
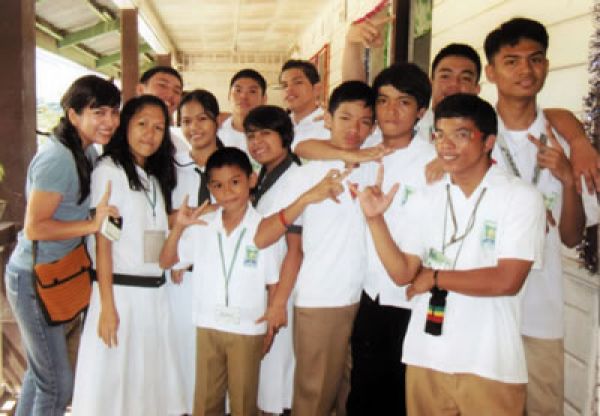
[[345, 63, 435, 416], [279, 60, 330, 149], [352, 93, 546, 415], [219, 69, 268, 171], [260, 81, 376, 416], [484, 18, 597, 415]]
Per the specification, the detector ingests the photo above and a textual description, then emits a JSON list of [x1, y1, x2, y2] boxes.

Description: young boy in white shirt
[[352, 93, 546, 415], [484, 17, 597, 415], [160, 147, 347, 416]]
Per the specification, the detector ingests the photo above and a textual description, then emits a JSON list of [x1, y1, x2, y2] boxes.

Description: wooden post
[[120, 8, 139, 103]]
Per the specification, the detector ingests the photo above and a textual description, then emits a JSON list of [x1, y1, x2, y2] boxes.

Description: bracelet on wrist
[[433, 270, 440, 290]]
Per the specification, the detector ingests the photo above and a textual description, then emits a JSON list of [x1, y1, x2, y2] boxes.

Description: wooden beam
[[96, 43, 151, 68], [57, 19, 120, 48]]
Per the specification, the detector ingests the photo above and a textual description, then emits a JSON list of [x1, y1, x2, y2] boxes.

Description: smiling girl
[[71, 95, 184, 416]]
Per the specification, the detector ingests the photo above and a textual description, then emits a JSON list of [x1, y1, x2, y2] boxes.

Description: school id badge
[[424, 247, 452, 269], [244, 245, 259, 267], [215, 305, 241, 326]]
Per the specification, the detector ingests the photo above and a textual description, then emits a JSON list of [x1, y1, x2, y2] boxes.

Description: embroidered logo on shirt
[[424, 248, 451, 269], [481, 220, 497, 248], [542, 192, 558, 211], [244, 245, 259, 267]]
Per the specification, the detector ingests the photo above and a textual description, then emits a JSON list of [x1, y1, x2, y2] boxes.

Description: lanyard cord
[[442, 184, 487, 268], [496, 133, 547, 186], [142, 180, 157, 218], [217, 228, 246, 306]]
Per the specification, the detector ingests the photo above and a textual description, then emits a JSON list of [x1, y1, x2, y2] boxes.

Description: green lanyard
[[143, 180, 157, 218], [217, 228, 246, 306], [496, 133, 547, 186]]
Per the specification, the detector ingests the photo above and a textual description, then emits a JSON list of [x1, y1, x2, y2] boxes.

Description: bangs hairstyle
[[372, 63, 432, 110], [328, 80, 376, 122], [206, 147, 253, 180], [243, 105, 294, 148], [54, 75, 121, 203], [179, 89, 220, 121], [139, 65, 183, 86], [434, 94, 497, 139], [230, 68, 267, 95], [280, 60, 320, 85], [101, 95, 177, 212], [431, 43, 482, 82], [484, 17, 549, 63]]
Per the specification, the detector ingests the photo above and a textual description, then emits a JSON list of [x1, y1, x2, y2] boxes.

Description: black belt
[[91, 270, 166, 288]]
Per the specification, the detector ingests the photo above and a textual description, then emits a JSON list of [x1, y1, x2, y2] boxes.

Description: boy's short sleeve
[[393, 191, 426, 258], [260, 239, 280, 285], [496, 185, 546, 268], [29, 145, 77, 195]]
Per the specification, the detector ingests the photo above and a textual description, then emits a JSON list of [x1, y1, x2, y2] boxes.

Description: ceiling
[[34, 0, 332, 79]]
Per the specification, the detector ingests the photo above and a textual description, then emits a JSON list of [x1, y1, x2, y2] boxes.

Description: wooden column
[[156, 53, 172, 67], [120, 8, 139, 103], [0, 0, 36, 222]]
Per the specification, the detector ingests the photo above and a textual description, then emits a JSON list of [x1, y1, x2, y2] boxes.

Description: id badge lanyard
[[218, 228, 247, 306], [143, 179, 157, 222]]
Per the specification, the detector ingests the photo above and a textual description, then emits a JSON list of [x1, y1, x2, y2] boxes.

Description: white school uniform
[[254, 159, 301, 413], [171, 126, 192, 153], [72, 158, 186, 416], [364, 136, 436, 308], [167, 151, 213, 413], [218, 116, 260, 172], [178, 204, 279, 335], [280, 160, 374, 307], [290, 107, 330, 151], [396, 165, 546, 383], [493, 110, 599, 339]]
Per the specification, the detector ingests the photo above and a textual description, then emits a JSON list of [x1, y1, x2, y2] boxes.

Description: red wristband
[[278, 209, 289, 228]]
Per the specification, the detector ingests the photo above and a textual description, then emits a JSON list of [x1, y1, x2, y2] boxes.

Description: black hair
[[431, 43, 482, 82], [372, 63, 432, 110], [53, 75, 121, 204], [178, 89, 224, 148], [230, 69, 267, 95], [280, 60, 320, 85], [243, 105, 301, 165], [206, 147, 253, 180], [101, 95, 177, 212], [328, 81, 376, 122], [139, 65, 183, 87], [179, 89, 220, 120], [434, 93, 497, 139], [484, 18, 549, 63]]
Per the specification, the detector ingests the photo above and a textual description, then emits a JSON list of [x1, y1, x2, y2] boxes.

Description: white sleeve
[[90, 162, 124, 210], [496, 185, 546, 269], [394, 191, 426, 258]]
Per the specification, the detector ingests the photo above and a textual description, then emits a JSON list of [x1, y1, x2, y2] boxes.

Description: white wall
[[431, 0, 594, 116]]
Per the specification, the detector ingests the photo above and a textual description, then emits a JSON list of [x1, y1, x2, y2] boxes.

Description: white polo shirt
[[364, 136, 436, 308], [88, 158, 167, 277], [178, 205, 278, 335], [493, 109, 599, 339], [170, 126, 192, 153], [397, 165, 546, 383], [290, 107, 330, 151], [218, 116, 260, 171], [171, 151, 213, 209], [280, 160, 374, 307]]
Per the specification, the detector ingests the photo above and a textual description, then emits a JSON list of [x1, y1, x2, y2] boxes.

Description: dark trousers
[[346, 291, 412, 416]]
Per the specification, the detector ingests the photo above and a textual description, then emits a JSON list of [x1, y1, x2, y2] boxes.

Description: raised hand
[[304, 168, 354, 204], [528, 123, 574, 187], [425, 157, 445, 184], [345, 144, 395, 164], [93, 181, 120, 231], [347, 16, 394, 48], [173, 196, 210, 229], [348, 163, 399, 218]]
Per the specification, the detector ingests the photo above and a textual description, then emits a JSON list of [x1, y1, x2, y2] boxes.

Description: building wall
[[431, 0, 593, 116]]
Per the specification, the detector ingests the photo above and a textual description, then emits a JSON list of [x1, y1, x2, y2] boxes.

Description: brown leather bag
[[32, 242, 92, 325]]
